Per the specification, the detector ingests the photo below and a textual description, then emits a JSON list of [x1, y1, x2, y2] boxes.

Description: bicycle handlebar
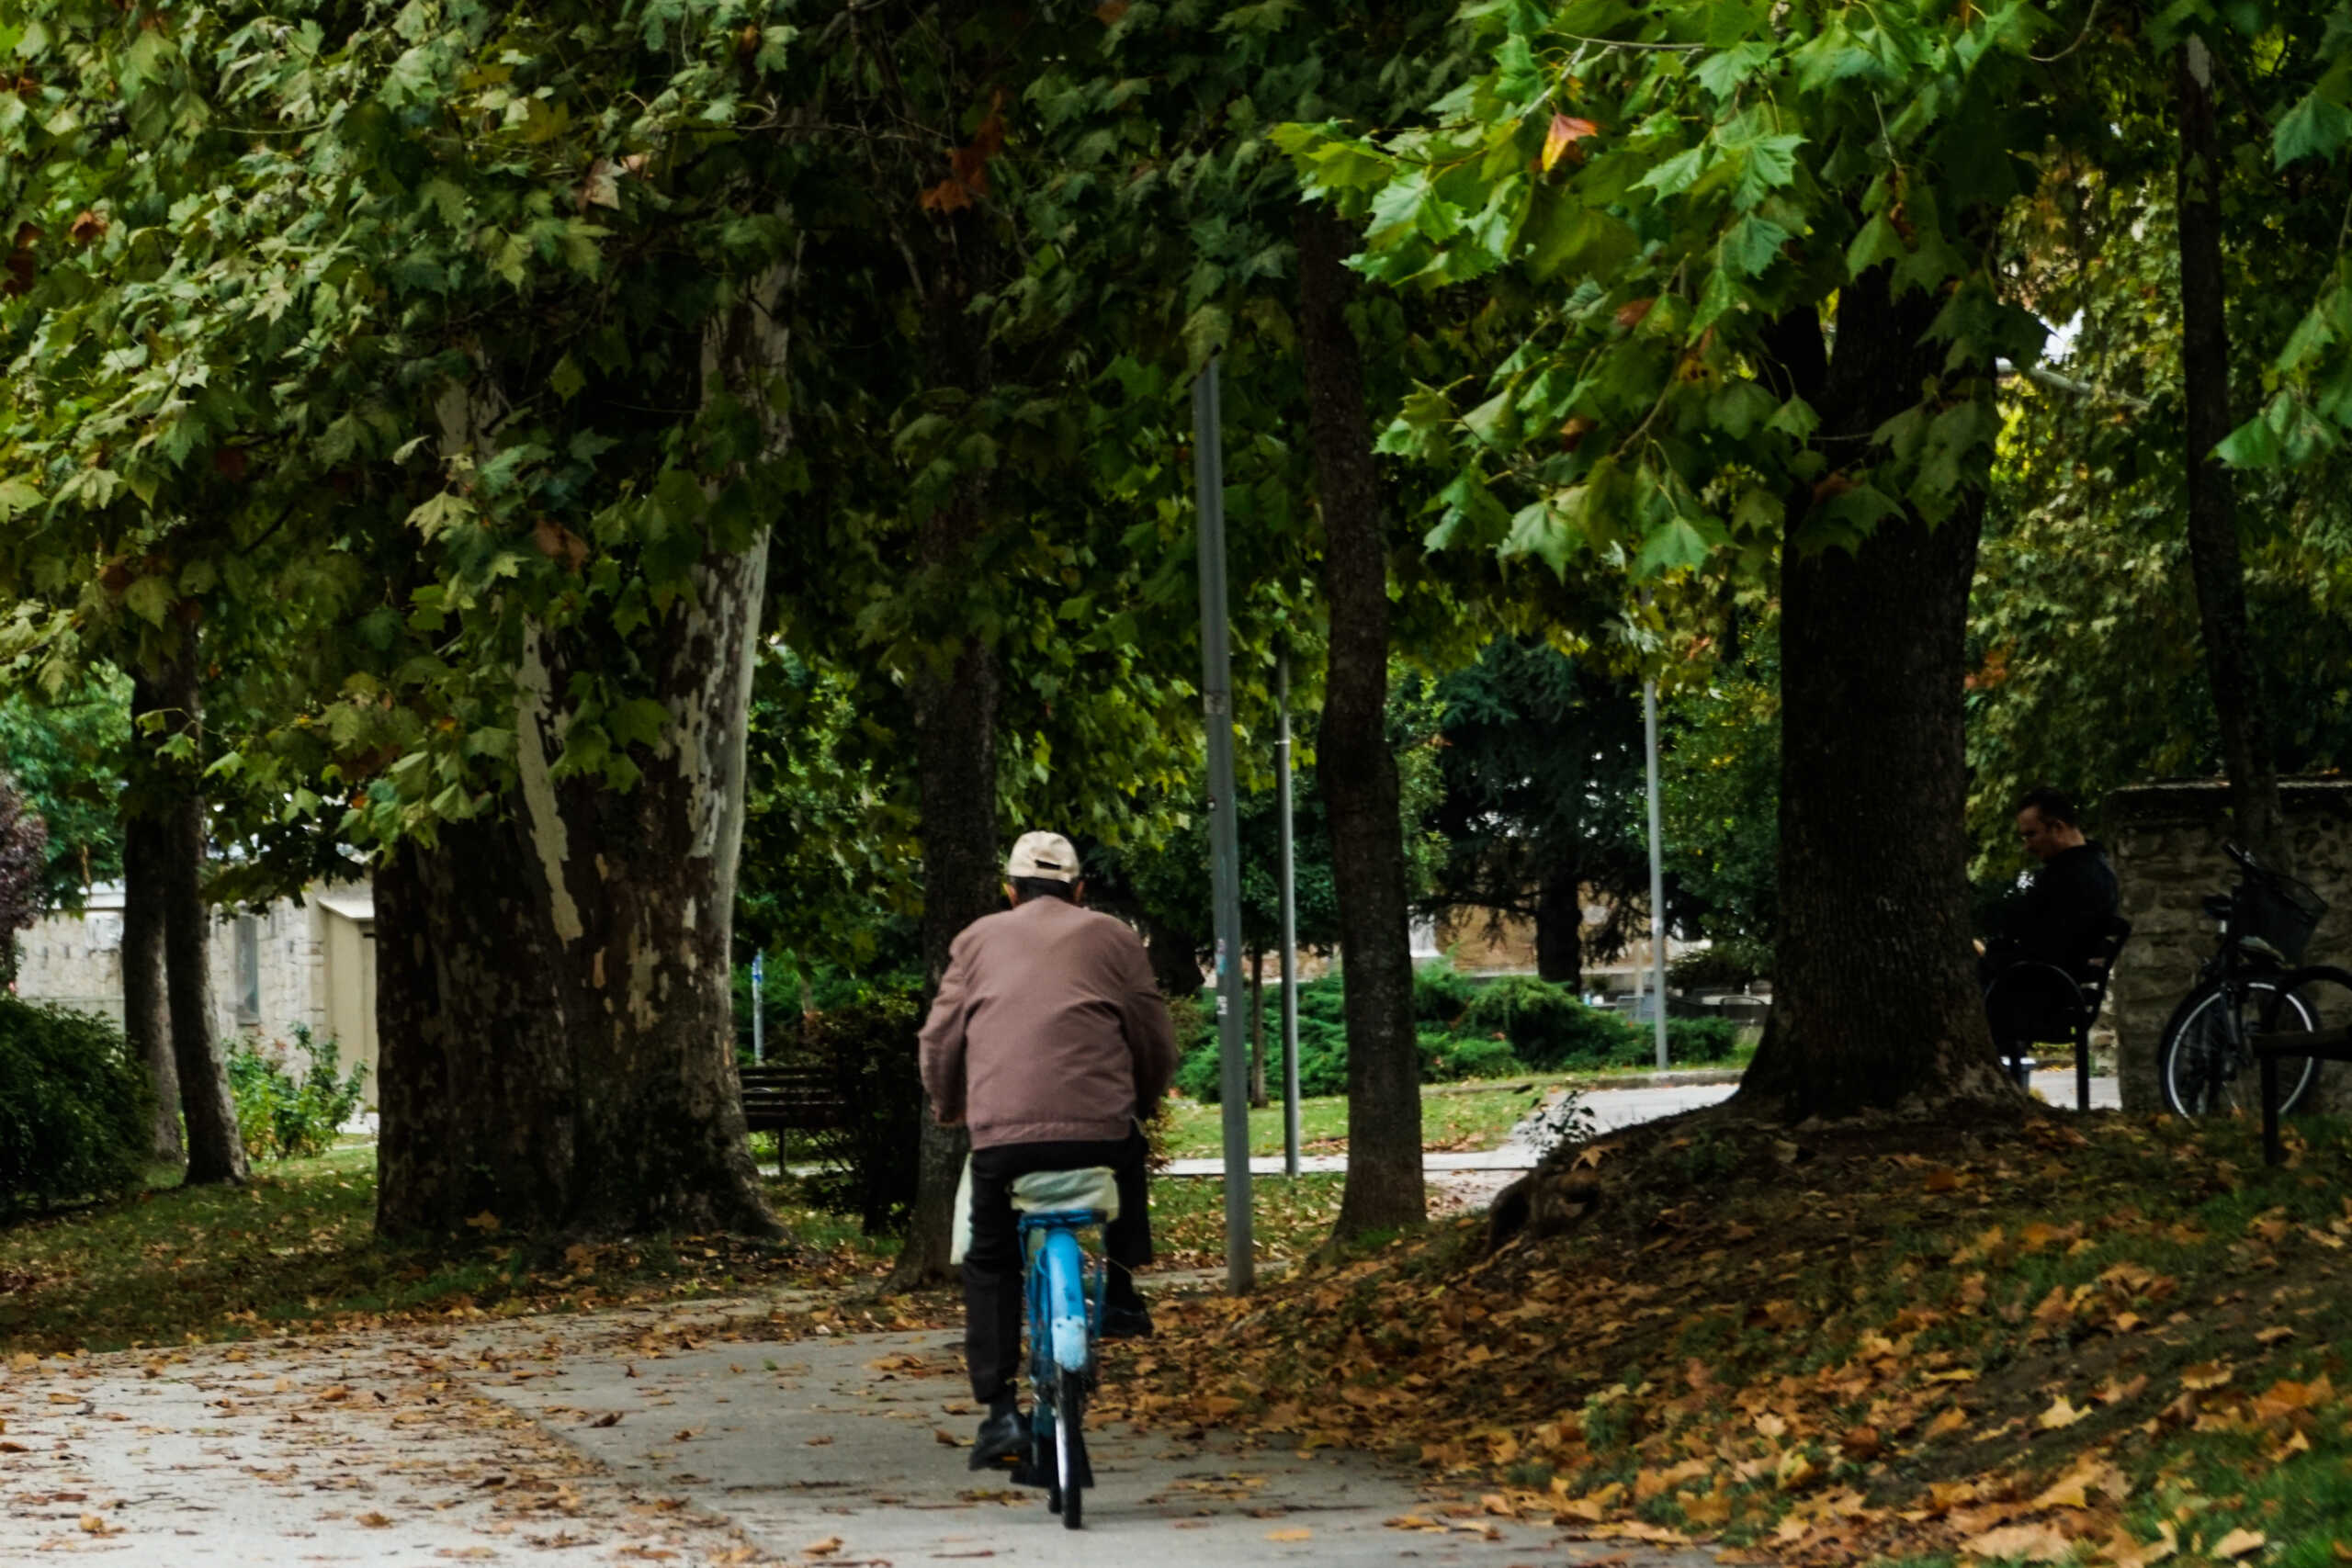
[[2225, 841, 2261, 872]]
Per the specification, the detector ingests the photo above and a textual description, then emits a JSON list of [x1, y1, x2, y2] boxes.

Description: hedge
[[0, 996, 152, 1213]]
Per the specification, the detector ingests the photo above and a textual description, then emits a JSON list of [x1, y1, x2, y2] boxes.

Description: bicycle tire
[[2157, 976, 2320, 1117], [1057, 1367, 1086, 1530]]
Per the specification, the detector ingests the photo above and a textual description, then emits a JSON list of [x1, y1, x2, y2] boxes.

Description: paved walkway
[[1163, 1070, 2123, 1177], [0, 1305, 1717, 1568]]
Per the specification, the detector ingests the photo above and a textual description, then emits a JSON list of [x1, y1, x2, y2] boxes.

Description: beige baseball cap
[[1006, 830, 1081, 883]]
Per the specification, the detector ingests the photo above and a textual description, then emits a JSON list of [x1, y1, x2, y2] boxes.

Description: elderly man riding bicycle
[[917, 831, 1178, 1470]]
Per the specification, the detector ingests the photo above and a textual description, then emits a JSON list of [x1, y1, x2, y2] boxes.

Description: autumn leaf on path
[[1960, 1521, 2075, 1562], [356, 1510, 393, 1528], [1265, 1527, 1312, 1540], [2180, 1361, 2233, 1392], [2037, 1394, 2087, 1429], [804, 1539, 843, 1558]]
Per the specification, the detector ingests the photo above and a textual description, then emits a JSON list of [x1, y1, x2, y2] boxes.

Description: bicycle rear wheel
[[1056, 1367, 1087, 1529], [2159, 976, 2320, 1116]]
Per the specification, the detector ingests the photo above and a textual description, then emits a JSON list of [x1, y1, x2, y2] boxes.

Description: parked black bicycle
[[2155, 842, 2346, 1117]]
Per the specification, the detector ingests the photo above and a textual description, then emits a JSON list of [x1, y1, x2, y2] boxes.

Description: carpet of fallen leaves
[[1101, 1109, 2352, 1566], [0, 1145, 919, 1354]]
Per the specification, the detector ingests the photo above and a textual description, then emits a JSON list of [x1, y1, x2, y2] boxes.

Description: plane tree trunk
[[1734, 274, 2018, 1121], [133, 649, 245, 1186], [119, 807, 181, 1165], [372, 270, 789, 1242]]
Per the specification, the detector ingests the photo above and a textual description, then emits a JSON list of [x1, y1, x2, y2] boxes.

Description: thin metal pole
[[1644, 679, 1669, 1069], [1277, 648, 1302, 1178], [1193, 358, 1254, 1294]]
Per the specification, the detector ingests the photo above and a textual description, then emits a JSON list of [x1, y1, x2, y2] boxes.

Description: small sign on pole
[[751, 950, 766, 1066]]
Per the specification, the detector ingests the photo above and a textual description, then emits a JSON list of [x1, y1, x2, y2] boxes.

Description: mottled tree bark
[[137, 650, 246, 1186], [374, 815, 574, 1237], [119, 808, 182, 1165], [1735, 274, 2018, 1121], [2175, 37, 2286, 871], [1534, 859, 1584, 990], [372, 268, 788, 1241], [1298, 209, 1423, 1237]]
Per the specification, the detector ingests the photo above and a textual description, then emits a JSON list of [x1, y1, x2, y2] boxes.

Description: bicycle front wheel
[[2159, 976, 2320, 1116]]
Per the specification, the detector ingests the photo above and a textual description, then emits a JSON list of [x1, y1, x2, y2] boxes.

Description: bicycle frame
[[1021, 1210, 1103, 1381]]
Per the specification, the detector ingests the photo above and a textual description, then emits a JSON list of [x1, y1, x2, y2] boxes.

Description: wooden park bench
[[739, 1062, 854, 1136]]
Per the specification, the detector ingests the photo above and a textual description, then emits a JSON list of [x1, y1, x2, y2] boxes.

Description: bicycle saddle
[[1012, 1168, 1121, 1219]]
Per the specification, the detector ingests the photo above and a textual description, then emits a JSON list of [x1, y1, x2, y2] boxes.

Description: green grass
[[1148, 1172, 1388, 1266], [0, 1143, 883, 1354], [1158, 1062, 1758, 1162]]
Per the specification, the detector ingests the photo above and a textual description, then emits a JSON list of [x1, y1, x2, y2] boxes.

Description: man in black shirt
[[1982, 786, 2120, 983]]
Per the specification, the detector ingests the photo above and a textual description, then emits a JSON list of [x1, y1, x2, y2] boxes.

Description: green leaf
[[1694, 42, 1776, 100], [123, 574, 175, 627], [1637, 147, 1708, 198], [1767, 396, 1820, 441], [1719, 215, 1791, 279], [2273, 89, 2351, 169], [2214, 410, 2284, 468], [1502, 501, 1574, 574], [550, 355, 587, 401], [407, 491, 474, 541], [1635, 517, 1712, 576], [1846, 213, 1907, 276]]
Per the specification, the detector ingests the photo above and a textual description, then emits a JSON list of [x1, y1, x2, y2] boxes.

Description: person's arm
[[1112, 931, 1178, 1111], [918, 931, 978, 1125]]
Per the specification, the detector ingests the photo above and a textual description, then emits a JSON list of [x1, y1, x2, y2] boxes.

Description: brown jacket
[[917, 896, 1178, 1149]]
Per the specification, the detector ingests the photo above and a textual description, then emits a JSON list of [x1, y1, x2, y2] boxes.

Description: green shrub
[[1420, 1031, 1523, 1080], [0, 996, 151, 1212], [1412, 960, 1478, 1026], [228, 1027, 367, 1162], [793, 992, 927, 1234], [1458, 976, 1648, 1069], [1668, 1016, 1745, 1063], [1176, 976, 1349, 1103]]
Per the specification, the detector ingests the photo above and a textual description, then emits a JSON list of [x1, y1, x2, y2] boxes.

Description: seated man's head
[[2015, 786, 2087, 863], [1004, 830, 1085, 906]]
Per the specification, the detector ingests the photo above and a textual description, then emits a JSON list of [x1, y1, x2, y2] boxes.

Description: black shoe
[[1100, 1303, 1154, 1340], [968, 1407, 1027, 1471]]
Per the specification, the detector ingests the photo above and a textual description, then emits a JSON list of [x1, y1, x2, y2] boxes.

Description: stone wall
[[2107, 779, 2352, 1112], [13, 889, 333, 1048]]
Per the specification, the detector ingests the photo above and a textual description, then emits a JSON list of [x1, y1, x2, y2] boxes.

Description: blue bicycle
[[1007, 1168, 1115, 1529]]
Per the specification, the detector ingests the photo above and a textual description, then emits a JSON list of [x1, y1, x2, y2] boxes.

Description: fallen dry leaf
[[1960, 1521, 2075, 1562], [356, 1511, 393, 1529], [804, 1539, 842, 1558], [2037, 1394, 2087, 1430], [1265, 1527, 1313, 1541], [2212, 1529, 2266, 1560]]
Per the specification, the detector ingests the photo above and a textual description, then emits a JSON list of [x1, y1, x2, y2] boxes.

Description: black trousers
[[962, 1129, 1150, 1404]]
